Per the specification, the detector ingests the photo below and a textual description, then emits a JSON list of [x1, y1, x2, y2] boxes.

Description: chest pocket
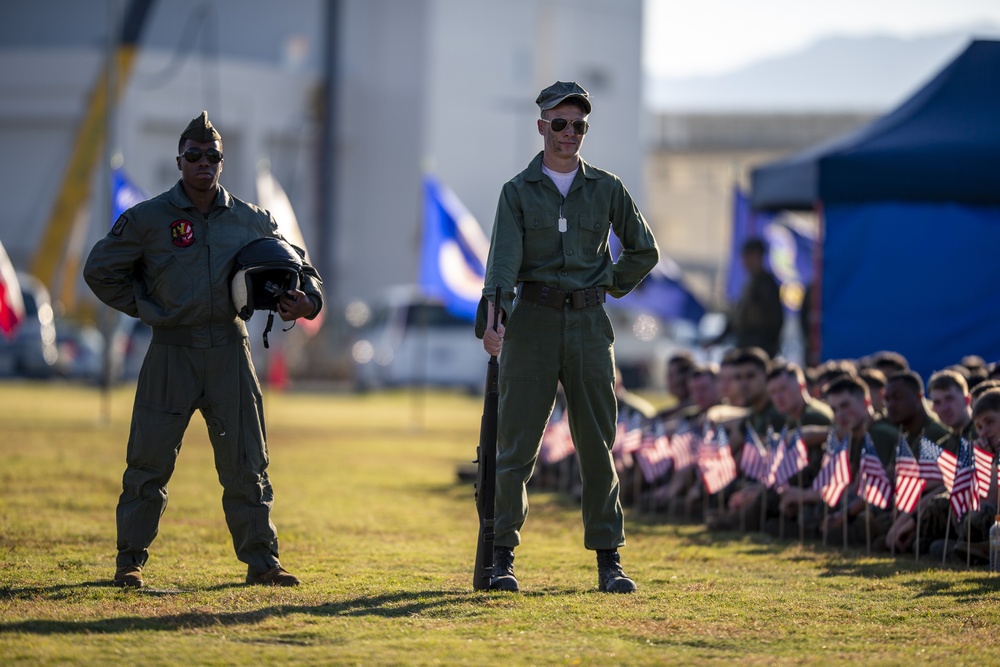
[[580, 218, 610, 256], [523, 216, 561, 261]]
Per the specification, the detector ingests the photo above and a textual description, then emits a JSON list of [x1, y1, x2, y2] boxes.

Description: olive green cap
[[180, 110, 222, 144], [535, 81, 591, 114]]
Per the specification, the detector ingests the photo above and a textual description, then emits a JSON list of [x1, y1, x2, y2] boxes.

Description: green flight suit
[[476, 152, 659, 550], [84, 181, 323, 573]]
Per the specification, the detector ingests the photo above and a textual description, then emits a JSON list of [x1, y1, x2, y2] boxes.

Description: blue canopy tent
[[750, 39, 1000, 377]]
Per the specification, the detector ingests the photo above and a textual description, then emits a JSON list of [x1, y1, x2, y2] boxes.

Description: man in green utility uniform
[[84, 112, 323, 589], [476, 82, 659, 593]]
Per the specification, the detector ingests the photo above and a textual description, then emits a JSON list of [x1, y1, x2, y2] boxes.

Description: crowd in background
[[531, 347, 1000, 567]]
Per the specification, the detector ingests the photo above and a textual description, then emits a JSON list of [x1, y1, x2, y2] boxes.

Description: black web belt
[[518, 282, 606, 310]]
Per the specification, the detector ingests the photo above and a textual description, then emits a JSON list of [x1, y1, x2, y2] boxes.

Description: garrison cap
[[180, 110, 222, 144], [535, 81, 591, 114]]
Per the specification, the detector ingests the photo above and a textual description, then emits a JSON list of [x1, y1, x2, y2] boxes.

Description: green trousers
[[495, 300, 624, 550], [115, 338, 281, 574]]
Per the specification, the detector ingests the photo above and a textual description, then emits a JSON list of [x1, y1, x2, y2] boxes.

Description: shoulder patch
[[111, 214, 128, 237]]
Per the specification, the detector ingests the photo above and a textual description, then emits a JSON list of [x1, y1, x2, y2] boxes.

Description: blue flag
[[606, 235, 705, 322], [111, 168, 148, 227], [729, 185, 814, 313], [419, 175, 488, 321]]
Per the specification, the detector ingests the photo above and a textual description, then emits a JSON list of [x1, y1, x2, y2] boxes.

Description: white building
[[0, 0, 645, 365]]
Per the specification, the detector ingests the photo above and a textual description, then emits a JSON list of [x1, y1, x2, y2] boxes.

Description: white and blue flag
[[418, 175, 488, 321], [111, 168, 147, 226]]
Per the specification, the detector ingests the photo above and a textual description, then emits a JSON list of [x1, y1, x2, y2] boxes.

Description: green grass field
[[0, 381, 997, 666]]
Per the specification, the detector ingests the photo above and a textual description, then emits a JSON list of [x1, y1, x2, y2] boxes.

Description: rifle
[[473, 286, 501, 591]]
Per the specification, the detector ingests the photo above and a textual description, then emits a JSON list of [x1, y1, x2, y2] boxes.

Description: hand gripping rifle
[[473, 286, 501, 591]]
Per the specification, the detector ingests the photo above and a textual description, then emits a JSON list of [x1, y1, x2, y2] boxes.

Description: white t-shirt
[[542, 164, 578, 198]]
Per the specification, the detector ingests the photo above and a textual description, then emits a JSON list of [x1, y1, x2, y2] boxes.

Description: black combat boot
[[597, 549, 637, 593], [490, 546, 519, 592]]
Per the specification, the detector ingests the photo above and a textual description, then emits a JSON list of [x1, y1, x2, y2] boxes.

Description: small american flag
[[635, 417, 673, 483], [669, 420, 697, 472], [973, 444, 995, 500], [617, 411, 645, 453], [894, 434, 925, 514], [858, 433, 892, 509], [739, 424, 771, 485], [812, 430, 851, 507], [539, 408, 575, 465], [918, 436, 956, 491], [949, 438, 980, 521], [614, 410, 646, 470], [699, 424, 737, 494], [772, 428, 809, 490]]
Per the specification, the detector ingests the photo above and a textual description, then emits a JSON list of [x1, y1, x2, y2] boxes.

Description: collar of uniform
[[167, 180, 235, 212], [524, 151, 602, 185]]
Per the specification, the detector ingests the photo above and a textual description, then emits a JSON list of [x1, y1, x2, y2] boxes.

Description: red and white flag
[[0, 239, 24, 340], [614, 411, 646, 471], [858, 434, 892, 509], [669, 420, 697, 472], [772, 428, 809, 490], [812, 431, 851, 507], [739, 424, 771, 485], [635, 417, 672, 483], [949, 438, 980, 521], [918, 436, 956, 491], [539, 409, 575, 465], [894, 435, 925, 514], [973, 444, 996, 500], [699, 425, 737, 494]]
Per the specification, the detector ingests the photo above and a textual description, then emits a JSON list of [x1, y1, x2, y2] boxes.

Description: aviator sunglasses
[[179, 147, 224, 164], [540, 117, 589, 135]]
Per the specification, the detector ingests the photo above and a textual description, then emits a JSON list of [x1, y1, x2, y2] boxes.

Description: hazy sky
[[643, 0, 1000, 78]]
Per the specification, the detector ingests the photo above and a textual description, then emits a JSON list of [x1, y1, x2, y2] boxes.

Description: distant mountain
[[646, 25, 1000, 112]]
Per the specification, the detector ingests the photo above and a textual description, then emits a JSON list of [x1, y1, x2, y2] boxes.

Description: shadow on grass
[[0, 587, 561, 636]]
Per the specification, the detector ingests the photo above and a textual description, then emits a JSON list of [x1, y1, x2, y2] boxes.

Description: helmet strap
[[263, 312, 275, 349]]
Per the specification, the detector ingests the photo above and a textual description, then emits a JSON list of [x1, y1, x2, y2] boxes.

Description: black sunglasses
[[179, 147, 224, 164], [541, 117, 589, 135]]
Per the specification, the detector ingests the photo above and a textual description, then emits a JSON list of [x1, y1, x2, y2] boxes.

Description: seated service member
[[763, 360, 833, 536], [84, 112, 323, 588], [882, 371, 954, 554], [927, 369, 976, 442], [477, 81, 659, 594], [818, 374, 899, 545]]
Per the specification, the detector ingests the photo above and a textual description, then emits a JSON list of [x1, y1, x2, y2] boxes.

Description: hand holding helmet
[[277, 288, 315, 321]]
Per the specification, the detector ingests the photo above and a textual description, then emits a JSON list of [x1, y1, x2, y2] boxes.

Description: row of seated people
[[531, 347, 1000, 566]]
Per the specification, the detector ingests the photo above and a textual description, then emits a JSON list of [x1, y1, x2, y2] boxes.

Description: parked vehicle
[[351, 286, 484, 393], [55, 318, 105, 381]]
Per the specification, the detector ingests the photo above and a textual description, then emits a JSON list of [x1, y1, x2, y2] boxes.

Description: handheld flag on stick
[[949, 438, 980, 522], [858, 434, 892, 509], [812, 431, 851, 507], [894, 435, 925, 514]]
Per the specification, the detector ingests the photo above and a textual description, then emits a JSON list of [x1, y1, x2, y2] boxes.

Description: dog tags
[[558, 217, 567, 233]]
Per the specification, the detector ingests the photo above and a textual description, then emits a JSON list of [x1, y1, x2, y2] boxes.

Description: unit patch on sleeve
[[111, 213, 129, 237]]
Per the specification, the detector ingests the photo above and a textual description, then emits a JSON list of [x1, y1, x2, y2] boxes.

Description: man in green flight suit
[[84, 112, 323, 589], [476, 81, 659, 593]]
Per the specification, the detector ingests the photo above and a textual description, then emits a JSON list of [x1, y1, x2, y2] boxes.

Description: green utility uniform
[[476, 152, 659, 550], [84, 181, 323, 574]]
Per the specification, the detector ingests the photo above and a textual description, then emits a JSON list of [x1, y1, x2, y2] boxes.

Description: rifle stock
[[473, 286, 501, 591]]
